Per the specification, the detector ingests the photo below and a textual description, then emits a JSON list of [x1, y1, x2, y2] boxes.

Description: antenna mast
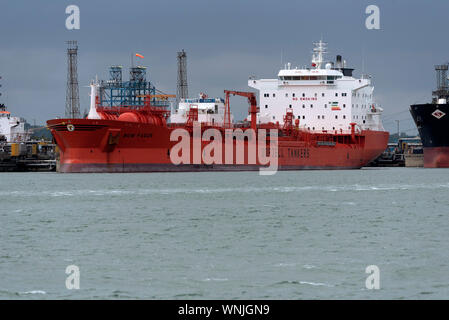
[[311, 40, 327, 69]]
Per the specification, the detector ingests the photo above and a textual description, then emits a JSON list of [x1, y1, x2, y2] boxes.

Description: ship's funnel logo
[[432, 109, 446, 119]]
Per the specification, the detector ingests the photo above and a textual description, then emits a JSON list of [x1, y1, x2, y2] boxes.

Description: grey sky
[[1, 0, 448, 134]]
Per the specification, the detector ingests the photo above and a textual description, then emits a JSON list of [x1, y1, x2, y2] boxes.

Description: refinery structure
[[86, 64, 175, 123]]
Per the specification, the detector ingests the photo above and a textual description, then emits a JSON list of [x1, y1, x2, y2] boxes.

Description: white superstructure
[[0, 104, 28, 142], [170, 93, 234, 125], [248, 40, 384, 132]]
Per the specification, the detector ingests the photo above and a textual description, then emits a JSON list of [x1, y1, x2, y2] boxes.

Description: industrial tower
[[432, 64, 449, 102], [176, 50, 188, 106], [65, 40, 80, 118]]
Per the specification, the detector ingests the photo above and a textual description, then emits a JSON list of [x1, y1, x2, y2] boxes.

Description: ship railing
[[171, 121, 231, 128], [167, 122, 363, 136], [97, 103, 170, 111], [298, 128, 362, 135]]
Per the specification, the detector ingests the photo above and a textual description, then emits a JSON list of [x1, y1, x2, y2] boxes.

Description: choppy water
[[0, 168, 448, 299]]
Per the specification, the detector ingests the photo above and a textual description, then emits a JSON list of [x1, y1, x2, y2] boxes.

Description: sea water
[[0, 168, 448, 299]]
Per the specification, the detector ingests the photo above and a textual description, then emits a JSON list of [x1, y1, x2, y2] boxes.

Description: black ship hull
[[410, 103, 449, 167]]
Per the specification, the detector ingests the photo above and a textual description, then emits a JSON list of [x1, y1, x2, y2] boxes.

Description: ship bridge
[[247, 40, 384, 132], [278, 68, 344, 85]]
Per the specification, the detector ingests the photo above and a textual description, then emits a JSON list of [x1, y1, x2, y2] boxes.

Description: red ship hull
[[423, 147, 449, 168], [47, 118, 389, 173]]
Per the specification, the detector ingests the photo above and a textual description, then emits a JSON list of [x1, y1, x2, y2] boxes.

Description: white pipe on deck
[[87, 80, 101, 120]]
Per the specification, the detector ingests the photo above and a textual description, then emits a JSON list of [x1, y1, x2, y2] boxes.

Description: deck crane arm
[[223, 90, 258, 130]]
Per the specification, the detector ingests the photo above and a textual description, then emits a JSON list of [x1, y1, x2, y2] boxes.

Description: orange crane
[[224, 90, 259, 130]]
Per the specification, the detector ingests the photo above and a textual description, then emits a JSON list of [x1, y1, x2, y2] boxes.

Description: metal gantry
[[176, 50, 188, 106], [65, 40, 80, 118], [98, 65, 159, 108], [432, 64, 449, 101]]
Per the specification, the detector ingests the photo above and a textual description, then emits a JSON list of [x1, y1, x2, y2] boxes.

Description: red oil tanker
[[47, 45, 389, 173], [47, 88, 388, 173]]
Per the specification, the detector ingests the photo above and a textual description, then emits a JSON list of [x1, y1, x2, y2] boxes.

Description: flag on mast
[[135, 53, 144, 59]]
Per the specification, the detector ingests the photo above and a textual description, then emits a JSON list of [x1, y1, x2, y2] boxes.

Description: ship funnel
[[336, 55, 342, 68]]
